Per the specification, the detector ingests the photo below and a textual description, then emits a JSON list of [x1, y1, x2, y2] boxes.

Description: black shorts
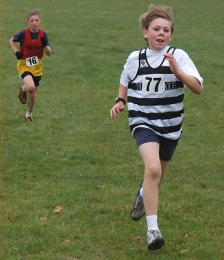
[[134, 128, 179, 161], [21, 72, 42, 87]]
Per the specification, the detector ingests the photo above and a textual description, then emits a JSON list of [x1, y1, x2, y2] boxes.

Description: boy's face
[[27, 15, 42, 32], [143, 18, 172, 51]]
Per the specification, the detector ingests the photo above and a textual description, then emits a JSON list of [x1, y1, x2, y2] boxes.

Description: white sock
[[22, 85, 27, 91], [146, 215, 159, 231], [139, 186, 143, 197], [26, 110, 32, 117]]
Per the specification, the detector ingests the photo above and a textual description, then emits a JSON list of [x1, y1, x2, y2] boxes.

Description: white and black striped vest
[[127, 47, 184, 140]]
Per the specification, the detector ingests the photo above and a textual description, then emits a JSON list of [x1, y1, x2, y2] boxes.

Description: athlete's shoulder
[[12, 29, 25, 41], [15, 29, 26, 37], [43, 31, 48, 37], [39, 29, 46, 34], [173, 48, 189, 57], [127, 49, 142, 61]]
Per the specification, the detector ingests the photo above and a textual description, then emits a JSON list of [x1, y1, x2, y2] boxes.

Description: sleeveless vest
[[21, 28, 44, 59], [127, 47, 184, 140]]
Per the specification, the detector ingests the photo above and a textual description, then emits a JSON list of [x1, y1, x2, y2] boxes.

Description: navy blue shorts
[[21, 71, 42, 87], [134, 128, 179, 161]]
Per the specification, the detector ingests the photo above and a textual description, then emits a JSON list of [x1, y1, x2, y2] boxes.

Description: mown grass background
[[1, 0, 224, 259]]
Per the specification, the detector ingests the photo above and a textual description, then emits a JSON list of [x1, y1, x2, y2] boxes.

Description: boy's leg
[[130, 159, 169, 221], [23, 75, 37, 120], [139, 142, 165, 250], [140, 142, 161, 216]]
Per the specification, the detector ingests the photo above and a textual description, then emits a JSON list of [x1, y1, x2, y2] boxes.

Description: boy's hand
[[41, 36, 47, 47], [164, 53, 179, 75], [15, 51, 23, 60], [110, 102, 125, 119]]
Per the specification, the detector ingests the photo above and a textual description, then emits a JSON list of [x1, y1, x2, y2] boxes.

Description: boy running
[[9, 10, 51, 121], [110, 4, 203, 251]]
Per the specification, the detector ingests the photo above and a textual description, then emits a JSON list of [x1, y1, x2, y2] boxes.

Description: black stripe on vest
[[127, 94, 184, 106], [129, 109, 184, 120], [130, 122, 182, 135]]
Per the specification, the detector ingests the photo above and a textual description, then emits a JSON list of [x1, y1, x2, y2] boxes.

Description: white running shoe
[[147, 229, 165, 251]]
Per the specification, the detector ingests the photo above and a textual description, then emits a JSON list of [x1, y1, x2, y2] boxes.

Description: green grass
[[1, 0, 224, 259]]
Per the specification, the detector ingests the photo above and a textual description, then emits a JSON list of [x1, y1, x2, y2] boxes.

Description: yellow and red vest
[[17, 28, 45, 76]]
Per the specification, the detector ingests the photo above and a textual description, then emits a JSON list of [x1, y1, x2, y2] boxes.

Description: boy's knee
[[145, 163, 161, 181], [27, 85, 36, 94]]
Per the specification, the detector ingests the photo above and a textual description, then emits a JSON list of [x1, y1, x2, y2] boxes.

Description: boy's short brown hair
[[139, 4, 174, 33], [26, 10, 41, 20]]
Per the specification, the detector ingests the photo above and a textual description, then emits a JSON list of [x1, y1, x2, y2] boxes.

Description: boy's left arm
[[44, 46, 51, 56], [164, 53, 203, 95], [41, 35, 51, 56]]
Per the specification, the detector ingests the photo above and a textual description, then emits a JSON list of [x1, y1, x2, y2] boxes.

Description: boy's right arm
[[9, 37, 18, 53], [9, 38, 23, 59], [110, 84, 127, 119]]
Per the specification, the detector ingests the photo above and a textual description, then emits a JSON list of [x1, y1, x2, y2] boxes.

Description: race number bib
[[142, 74, 165, 94], [25, 56, 39, 67]]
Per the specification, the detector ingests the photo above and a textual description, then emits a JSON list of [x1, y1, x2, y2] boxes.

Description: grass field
[[1, 0, 224, 259]]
